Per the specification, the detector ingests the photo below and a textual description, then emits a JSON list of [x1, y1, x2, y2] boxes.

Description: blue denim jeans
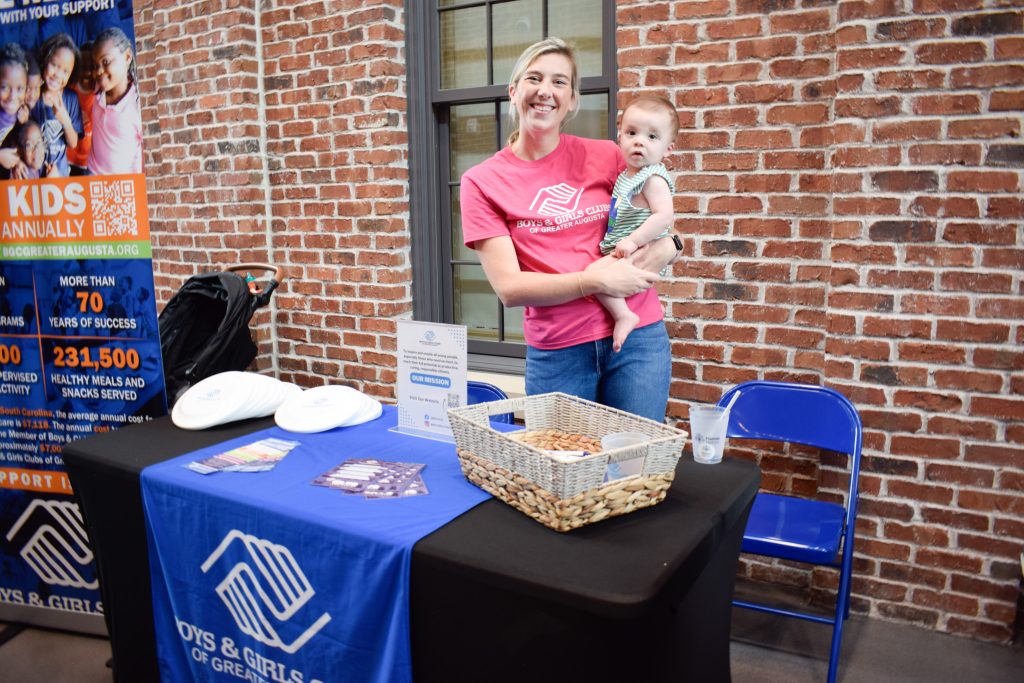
[[525, 321, 671, 423]]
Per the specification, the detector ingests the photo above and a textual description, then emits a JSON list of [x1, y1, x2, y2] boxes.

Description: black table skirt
[[62, 415, 759, 683]]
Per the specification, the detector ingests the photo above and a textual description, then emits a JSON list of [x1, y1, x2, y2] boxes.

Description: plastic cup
[[689, 406, 729, 464], [600, 432, 648, 479]]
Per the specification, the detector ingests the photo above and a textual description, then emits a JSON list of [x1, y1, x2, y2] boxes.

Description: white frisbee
[[274, 385, 368, 433]]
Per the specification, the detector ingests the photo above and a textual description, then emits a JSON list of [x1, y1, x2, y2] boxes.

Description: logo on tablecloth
[[5, 499, 98, 590], [529, 183, 582, 216], [201, 530, 331, 654]]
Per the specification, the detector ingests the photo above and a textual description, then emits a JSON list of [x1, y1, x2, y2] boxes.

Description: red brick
[[873, 119, 941, 142], [948, 171, 1020, 192], [706, 17, 762, 39], [706, 63, 763, 84], [735, 36, 798, 60], [951, 65, 1024, 89], [734, 83, 794, 104], [875, 69, 946, 91], [970, 397, 1024, 421], [913, 94, 982, 115], [909, 143, 983, 165], [916, 41, 988, 63], [838, 47, 906, 70]]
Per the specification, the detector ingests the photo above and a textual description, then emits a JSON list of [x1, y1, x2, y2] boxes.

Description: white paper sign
[[392, 320, 467, 442]]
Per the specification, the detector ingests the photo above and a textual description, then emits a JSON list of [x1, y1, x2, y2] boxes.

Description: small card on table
[[313, 458, 429, 499], [187, 437, 301, 475]]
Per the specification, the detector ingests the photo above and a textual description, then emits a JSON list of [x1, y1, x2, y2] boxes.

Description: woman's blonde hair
[[506, 37, 581, 147]]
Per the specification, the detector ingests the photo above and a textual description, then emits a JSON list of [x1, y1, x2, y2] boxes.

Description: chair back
[[718, 380, 863, 518], [718, 381, 861, 458], [467, 381, 514, 424]]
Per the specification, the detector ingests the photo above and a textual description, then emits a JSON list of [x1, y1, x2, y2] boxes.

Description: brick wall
[[133, 0, 1022, 643], [618, 0, 1023, 642], [139, 0, 408, 397]]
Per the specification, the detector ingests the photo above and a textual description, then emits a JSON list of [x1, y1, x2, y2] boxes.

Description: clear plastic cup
[[689, 406, 729, 464], [600, 432, 648, 480]]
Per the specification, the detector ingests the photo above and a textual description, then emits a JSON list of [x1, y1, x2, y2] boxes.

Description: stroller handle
[[226, 263, 286, 284]]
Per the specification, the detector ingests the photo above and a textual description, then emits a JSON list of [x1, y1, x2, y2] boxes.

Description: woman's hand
[[11, 161, 30, 180], [592, 257, 660, 298], [629, 234, 680, 273]]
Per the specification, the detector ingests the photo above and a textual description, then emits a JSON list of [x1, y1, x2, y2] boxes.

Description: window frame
[[408, 0, 617, 374]]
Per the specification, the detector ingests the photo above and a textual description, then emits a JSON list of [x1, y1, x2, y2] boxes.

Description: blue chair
[[717, 381, 863, 683], [467, 380, 514, 424]]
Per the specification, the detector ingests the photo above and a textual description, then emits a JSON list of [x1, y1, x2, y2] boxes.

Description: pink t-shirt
[[460, 134, 664, 350], [87, 83, 143, 175]]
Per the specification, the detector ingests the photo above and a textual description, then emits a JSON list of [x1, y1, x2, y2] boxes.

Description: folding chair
[[717, 380, 863, 683], [467, 380, 514, 424]]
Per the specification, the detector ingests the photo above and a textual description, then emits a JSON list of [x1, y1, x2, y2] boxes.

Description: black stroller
[[158, 263, 285, 406]]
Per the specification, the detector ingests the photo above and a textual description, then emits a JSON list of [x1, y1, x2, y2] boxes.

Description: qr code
[[447, 392, 461, 408], [90, 180, 138, 237]]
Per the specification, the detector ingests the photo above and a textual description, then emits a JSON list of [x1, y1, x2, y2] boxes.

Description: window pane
[[562, 93, 609, 140], [449, 186, 476, 261], [440, 7, 487, 89], [549, 0, 604, 78], [450, 103, 497, 180], [503, 305, 525, 344], [454, 264, 500, 341], [492, 0, 543, 85]]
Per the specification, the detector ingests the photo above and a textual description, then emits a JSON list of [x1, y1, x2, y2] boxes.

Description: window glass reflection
[[440, 7, 487, 89], [492, 0, 542, 85]]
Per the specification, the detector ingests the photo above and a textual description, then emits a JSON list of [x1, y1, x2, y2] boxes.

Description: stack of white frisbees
[[172, 371, 304, 430], [172, 373, 384, 433], [273, 384, 383, 433]]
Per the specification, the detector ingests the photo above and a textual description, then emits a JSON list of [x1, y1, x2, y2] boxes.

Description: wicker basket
[[448, 392, 688, 532]]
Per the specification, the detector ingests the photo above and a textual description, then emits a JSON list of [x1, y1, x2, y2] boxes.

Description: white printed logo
[[529, 183, 582, 216], [201, 530, 331, 654], [5, 499, 98, 589]]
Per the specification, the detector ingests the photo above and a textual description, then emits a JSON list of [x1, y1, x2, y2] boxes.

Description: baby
[[586, 95, 679, 351]]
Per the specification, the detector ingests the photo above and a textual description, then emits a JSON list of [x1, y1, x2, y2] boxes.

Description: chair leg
[[827, 586, 851, 683]]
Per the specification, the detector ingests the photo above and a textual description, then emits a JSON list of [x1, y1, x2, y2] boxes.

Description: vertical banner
[[0, 1, 165, 634]]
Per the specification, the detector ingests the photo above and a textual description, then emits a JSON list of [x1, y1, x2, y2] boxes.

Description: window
[[409, 0, 616, 373]]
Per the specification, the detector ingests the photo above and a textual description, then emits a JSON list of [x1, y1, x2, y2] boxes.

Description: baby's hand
[[614, 239, 640, 259], [43, 162, 58, 178], [11, 161, 29, 180]]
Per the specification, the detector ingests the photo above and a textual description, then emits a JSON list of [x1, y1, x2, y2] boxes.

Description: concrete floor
[[2, 609, 1021, 683]]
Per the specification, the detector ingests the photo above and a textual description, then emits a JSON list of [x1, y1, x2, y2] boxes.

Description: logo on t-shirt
[[529, 183, 582, 216]]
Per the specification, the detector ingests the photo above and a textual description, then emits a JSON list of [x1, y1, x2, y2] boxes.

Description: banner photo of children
[[0, 0, 167, 636]]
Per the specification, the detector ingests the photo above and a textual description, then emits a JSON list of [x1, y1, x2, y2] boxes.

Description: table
[[62, 413, 759, 683]]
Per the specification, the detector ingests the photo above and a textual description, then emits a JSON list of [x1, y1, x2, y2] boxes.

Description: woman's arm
[[475, 235, 660, 308]]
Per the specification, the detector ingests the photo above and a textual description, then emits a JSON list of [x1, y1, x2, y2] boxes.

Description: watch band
[[671, 233, 684, 252]]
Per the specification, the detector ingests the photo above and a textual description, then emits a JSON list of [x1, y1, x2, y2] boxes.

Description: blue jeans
[[525, 321, 671, 423]]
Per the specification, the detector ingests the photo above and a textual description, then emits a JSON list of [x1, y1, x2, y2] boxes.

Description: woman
[[459, 37, 681, 422]]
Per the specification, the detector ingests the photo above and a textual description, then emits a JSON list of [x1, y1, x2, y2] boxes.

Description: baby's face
[[20, 125, 45, 170], [25, 74, 41, 109], [617, 106, 675, 171], [0, 64, 26, 116]]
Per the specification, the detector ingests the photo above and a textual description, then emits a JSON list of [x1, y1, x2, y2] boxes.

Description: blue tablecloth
[[140, 406, 493, 683]]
